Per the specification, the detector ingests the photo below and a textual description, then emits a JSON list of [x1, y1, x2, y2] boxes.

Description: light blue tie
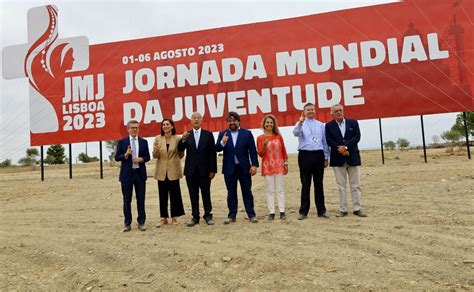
[[131, 138, 139, 169]]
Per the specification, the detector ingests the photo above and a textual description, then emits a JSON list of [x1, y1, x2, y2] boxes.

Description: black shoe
[[280, 212, 286, 220], [297, 214, 307, 220], [268, 214, 275, 221], [206, 219, 215, 225], [336, 211, 348, 217], [223, 218, 236, 225], [318, 213, 330, 218], [249, 217, 258, 223], [186, 219, 199, 227], [353, 210, 367, 217]]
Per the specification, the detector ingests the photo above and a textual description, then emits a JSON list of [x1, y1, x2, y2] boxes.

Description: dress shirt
[[337, 119, 346, 137], [292, 119, 330, 159], [194, 128, 201, 148]]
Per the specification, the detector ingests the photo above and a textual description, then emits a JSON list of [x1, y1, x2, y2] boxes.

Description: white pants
[[264, 174, 285, 214], [333, 164, 361, 212]]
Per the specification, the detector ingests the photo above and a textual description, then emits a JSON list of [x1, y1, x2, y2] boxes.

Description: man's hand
[[182, 129, 190, 141], [249, 166, 257, 176], [324, 159, 329, 168], [343, 151, 350, 157], [337, 146, 346, 154], [125, 145, 133, 158], [132, 157, 143, 163], [209, 172, 215, 180], [222, 132, 229, 144], [299, 112, 305, 125]]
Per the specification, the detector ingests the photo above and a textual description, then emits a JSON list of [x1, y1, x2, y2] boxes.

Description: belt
[[299, 149, 323, 153]]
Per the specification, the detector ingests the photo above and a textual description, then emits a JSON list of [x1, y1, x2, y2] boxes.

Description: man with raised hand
[[216, 111, 259, 224], [293, 103, 330, 220], [115, 120, 151, 232], [178, 112, 217, 227]]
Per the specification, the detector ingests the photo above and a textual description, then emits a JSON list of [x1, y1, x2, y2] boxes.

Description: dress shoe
[[171, 217, 179, 225], [280, 212, 286, 220], [336, 211, 348, 217], [353, 210, 367, 217], [223, 218, 236, 224], [268, 214, 275, 221], [318, 213, 330, 218], [297, 214, 307, 220], [137, 224, 147, 231], [186, 219, 199, 227], [205, 219, 215, 225], [249, 217, 258, 223], [122, 225, 131, 232], [159, 218, 168, 226]]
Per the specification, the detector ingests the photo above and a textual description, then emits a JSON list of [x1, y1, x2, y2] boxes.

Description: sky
[[0, 0, 461, 164]]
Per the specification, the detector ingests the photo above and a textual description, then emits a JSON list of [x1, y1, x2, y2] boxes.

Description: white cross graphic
[[2, 4, 89, 133]]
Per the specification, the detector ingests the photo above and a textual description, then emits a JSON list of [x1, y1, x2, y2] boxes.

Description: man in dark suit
[[216, 111, 259, 224], [178, 112, 217, 227], [115, 120, 151, 232], [325, 104, 367, 218]]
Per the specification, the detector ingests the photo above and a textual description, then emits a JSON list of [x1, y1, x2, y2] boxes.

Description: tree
[[397, 138, 410, 150], [18, 147, 39, 166], [46, 144, 66, 164], [441, 129, 462, 143], [452, 111, 474, 137], [383, 140, 396, 150], [78, 152, 99, 163], [0, 159, 12, 168], [105, 140, 119, 165]]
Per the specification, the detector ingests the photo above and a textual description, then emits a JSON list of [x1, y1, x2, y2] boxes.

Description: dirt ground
[[0, 148, 473, 290]]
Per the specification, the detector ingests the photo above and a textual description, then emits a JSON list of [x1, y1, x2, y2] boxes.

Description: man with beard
[[216, 111, 259, 224]]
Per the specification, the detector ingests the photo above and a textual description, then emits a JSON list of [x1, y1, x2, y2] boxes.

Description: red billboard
[[2, 0, 473, 146]]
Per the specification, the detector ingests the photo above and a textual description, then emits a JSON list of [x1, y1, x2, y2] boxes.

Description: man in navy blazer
[[115, 120, 151, 232], [178, 112, 217, 227], [325, 104, 367, 218], [216, 111, 259, 224]]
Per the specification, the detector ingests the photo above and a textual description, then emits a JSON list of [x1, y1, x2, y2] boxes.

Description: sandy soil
[[0, 148, 473, 291]]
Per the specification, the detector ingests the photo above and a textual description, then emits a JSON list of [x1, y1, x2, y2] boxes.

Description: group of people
[[115, 103, 366, 232]]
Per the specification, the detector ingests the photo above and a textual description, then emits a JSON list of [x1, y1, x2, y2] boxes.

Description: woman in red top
[[257, 115, 289, 220]]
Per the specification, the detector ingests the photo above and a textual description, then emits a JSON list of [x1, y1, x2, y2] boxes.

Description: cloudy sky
[[1, 0, 459, 164]]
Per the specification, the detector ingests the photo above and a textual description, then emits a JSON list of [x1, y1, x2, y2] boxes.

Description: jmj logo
[[2, 5, 89, 133]]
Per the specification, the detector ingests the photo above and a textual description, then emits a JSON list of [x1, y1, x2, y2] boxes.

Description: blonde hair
[[260, 114, 280, 135]]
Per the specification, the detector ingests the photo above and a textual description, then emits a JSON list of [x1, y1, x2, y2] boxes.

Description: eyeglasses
[[129, 127, 139, 130], [333, 109, 343, 113]]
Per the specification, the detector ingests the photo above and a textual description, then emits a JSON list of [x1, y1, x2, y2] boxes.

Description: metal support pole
[[99, 141, 104, 179], [463, 112, 471, 159], [379, 118, 385, 165], [420, 115, 427, 163], [69, 144, 73, 178], [40, 146, 44, 181]]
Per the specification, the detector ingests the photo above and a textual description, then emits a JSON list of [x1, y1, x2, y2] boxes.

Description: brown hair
[[261, 114, 280, 135]]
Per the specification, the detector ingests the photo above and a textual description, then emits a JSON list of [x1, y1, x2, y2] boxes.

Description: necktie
[[131, 138, 139, 169], [194, 130, 199, 148]]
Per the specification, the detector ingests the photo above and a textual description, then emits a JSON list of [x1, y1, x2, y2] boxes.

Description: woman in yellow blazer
[[153, 119, 185, 226]]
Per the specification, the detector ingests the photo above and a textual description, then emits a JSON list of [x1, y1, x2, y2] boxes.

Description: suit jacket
[[177, 129, 217, 177], [215, 128, 259, 176], [153, 135, 184, 181], [115, 136, 150, 183], [325, 119, 361, 167]]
